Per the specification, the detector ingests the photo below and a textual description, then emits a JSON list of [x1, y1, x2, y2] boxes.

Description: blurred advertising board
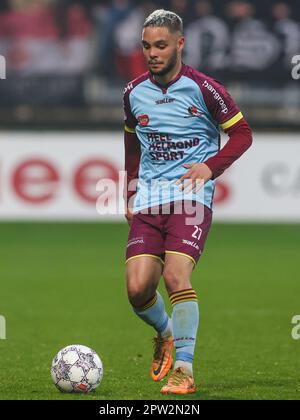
[[0, 132, 299, 222]]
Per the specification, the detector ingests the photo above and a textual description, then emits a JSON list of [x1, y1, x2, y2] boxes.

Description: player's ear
[[178, 36, 185, 52]]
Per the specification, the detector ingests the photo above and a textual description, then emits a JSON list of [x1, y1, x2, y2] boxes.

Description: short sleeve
[[201, 78, 243, 131], [123, 87, 137, 133]]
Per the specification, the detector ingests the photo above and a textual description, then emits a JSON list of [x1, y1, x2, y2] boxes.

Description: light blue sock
[[133, 291, 172, 337], [171, 295, 199, 376]]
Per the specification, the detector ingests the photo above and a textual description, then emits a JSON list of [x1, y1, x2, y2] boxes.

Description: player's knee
[[127, 278, 149, 308], [127, 290, 145, 308], [163, 267, 186, 293]]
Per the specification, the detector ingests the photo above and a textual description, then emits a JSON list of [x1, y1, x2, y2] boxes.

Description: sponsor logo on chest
[[155, 97, 176, 105]]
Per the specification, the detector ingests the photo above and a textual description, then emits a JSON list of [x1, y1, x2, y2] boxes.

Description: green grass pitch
[[0, 222, 299, 400]]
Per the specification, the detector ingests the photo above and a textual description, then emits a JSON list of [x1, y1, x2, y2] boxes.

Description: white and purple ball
[[51, 344, 103, 393]]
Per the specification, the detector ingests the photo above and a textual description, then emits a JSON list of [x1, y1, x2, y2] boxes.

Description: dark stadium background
[[0, 0, 299, 400]]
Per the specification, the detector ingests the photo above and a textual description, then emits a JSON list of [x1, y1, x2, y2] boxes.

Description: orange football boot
[[160, 367, 196, 394], [151, 335, 173, 382]]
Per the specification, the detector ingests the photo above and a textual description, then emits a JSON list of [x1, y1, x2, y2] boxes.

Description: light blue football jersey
[[123, 64, 242, 213]]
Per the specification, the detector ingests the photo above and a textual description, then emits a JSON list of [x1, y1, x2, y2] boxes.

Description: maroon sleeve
[[200, 77, 241, 126], [196, 74, 253, 178], [123, 85, 138, 130], [204, 118, 253, 179], [123, 89, 140, 207], [124, 131, 141, 207]]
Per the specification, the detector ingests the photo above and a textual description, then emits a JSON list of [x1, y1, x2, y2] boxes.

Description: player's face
[[142, 27, 184, 76]]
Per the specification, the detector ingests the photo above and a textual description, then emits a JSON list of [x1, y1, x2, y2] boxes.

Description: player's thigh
[[163, 253, 194, 295], [126, 256, 163, 305], [126, 211, 165, 264], [164, 201, 212, 267]]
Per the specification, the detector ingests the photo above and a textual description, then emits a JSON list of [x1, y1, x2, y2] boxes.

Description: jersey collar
[[148, 63, 186, 93]]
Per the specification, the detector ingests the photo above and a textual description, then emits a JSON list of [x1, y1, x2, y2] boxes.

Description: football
[[51, 344, 103, 393]]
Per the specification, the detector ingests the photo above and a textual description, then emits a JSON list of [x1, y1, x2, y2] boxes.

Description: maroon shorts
[[126, 201, 212, 266]]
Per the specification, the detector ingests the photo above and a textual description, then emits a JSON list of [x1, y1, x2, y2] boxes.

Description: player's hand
[[125, 209, 133, 226], [176, 163, 213, 193]]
